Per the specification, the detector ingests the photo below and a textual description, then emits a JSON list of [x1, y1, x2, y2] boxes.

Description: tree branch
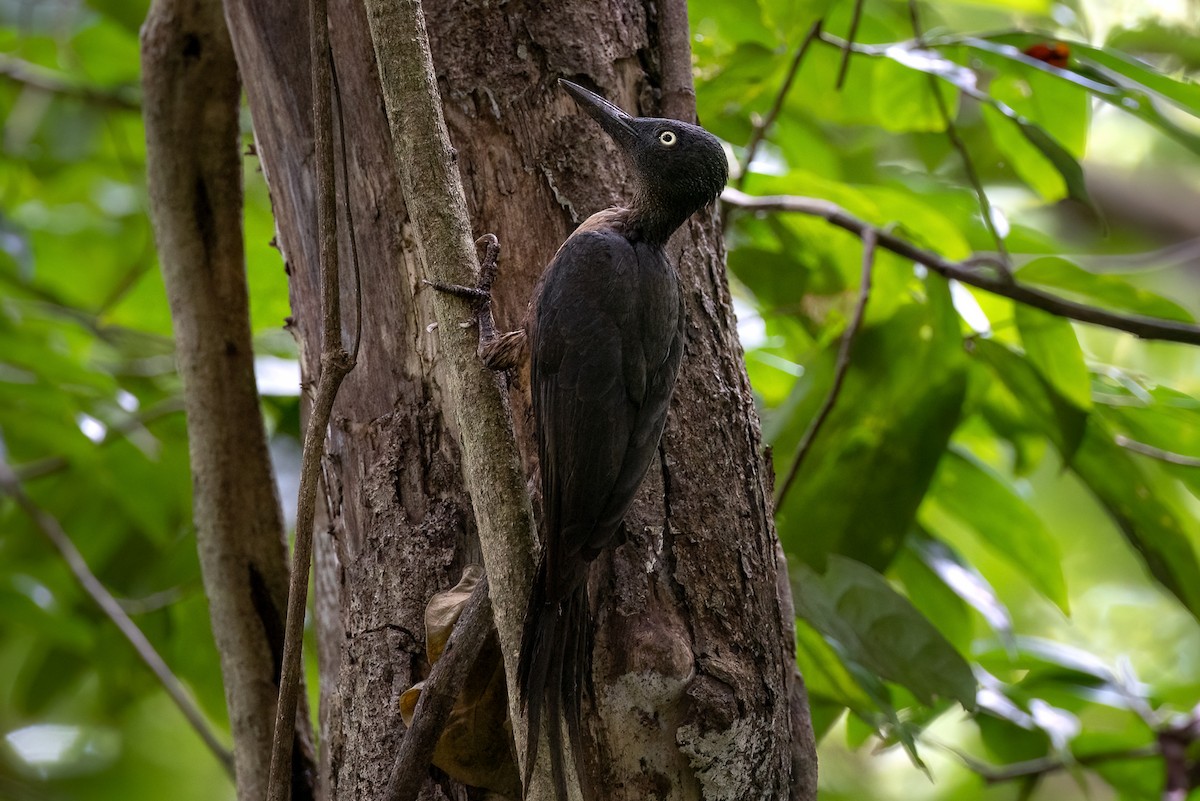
[[265, 0, 355, 795], [13, 396, 186, 482], [657, 0, 697, 123], [359, 0, 547, 794], [908, 1, 1009, 266], [722, 188, 1200, 346], [0, 462, 233, 775], [0, 54, 140, 110], [775, 229, 877, 509], [964, 744, 1159, 784], [835, 0, 864, 90], [735, 18, 822, 191], [142, 0, 319, 796], [385, 577, 492, 801], [1115, 435, 1200, 468]]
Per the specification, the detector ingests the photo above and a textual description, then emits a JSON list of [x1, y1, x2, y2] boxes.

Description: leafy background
[[2, 0, 1200, 799]]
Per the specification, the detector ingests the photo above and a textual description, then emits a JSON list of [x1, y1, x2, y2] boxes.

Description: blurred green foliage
[[0, 0, 290, 797], [2, 0, 1200, 799], [695, 0, 1200, 798]]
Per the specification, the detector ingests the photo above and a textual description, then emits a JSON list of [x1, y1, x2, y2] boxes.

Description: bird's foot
[[426, 234, 525, 373], [425, 233, 500, 310]]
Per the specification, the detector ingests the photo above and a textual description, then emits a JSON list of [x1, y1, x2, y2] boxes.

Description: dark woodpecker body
[[517, 79, 728, 801]]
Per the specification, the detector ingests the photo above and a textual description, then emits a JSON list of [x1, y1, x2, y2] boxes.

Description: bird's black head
[[560, 79, 729, 243]]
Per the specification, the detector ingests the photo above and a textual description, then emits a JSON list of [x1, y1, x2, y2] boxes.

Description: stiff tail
[[516, 558, 590, 801]]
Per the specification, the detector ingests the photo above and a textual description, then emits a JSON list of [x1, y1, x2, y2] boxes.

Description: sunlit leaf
[[962, 34, 1200, 156], [1017, 257, 1195, 324], [982, 103, 1067, 201], [922, 449, 1068, 610], [1015, 305, 1092, 412], [909, 535, 1014, 641]]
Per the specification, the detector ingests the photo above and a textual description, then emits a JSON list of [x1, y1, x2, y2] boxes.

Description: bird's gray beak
[[560, 79, 637, 148]]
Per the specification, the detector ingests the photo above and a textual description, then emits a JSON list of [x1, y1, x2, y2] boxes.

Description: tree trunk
[[221, 0, 815, 797], [141, 1, 317, 798]]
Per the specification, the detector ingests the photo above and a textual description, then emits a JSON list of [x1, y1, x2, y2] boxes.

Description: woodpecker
[[514, 79, 729, 801]]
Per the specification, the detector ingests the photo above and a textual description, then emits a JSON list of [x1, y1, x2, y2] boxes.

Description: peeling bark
[[140, 0, 316, 798]]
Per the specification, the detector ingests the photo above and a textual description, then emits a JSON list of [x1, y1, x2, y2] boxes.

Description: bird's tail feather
[[517, 558, 590, 801]]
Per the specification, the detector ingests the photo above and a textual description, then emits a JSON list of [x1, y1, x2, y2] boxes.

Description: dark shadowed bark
[[140, 0, 316, 798], [220, 0, 816, 797]]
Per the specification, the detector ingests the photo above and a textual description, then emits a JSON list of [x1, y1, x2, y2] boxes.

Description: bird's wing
[[531, 229, 682, 594]]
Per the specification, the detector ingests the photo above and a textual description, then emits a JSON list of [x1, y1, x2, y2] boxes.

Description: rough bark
[[358, 0, 548, 795], [140, 1, 316, 799], [222, 0, 816, 797]]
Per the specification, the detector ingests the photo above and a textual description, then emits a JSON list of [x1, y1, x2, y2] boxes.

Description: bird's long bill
[[559, 79, 637, 148]]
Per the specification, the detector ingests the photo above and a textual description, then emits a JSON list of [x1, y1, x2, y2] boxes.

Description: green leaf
[[1095, 383, 1200, 498], [792, 556, 978, 709], [1017, 257, 1196, 324], [870, 42, 1095, 207], [922, 449, 1068, 610], [982, 103, 1066, 201], [973, 338, 1088, 462], [793, 618, 878, 715], [963, 34, 1200, 156], [888, 546, 972, 655], [908, 535, 1014, 640], [775, 275, 967, 570], [1070, 419, 1200, 620], [1009, 119, 1092, 208], [1015, 305, 1092, 412]]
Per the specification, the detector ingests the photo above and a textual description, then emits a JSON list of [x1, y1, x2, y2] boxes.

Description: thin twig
[[385, 577, 493, 801], [14, 396, 186, 482], [265, 0, 355, 796], [0, 462, 234, 775], [721, 187, 1200, 346], [736, 18, 823, 190], [965, 745, 1160, 784], [775, 229, 877, 509], [908, 0, 1010, 267], [835, 0, 865, 90], [0, 55, 140, 110], [1115, 435, 1200, 467]]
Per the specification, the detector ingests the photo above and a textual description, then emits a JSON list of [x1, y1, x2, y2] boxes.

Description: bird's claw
[[425, 279, 492, 305], [425, 233, 501, 308]]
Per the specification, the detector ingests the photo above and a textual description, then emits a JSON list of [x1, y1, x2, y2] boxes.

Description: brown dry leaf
[[401, 565, 520, 798]]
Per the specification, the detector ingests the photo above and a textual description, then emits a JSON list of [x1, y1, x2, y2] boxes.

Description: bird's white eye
[[658, 130, 677, 146]]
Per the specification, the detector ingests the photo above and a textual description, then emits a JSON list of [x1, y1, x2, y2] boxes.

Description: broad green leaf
[[1071, 420, 1200, 620], [869, 42, 1095, 207], [908, 535, 1014, 640], [922, 449, 1068, 610], [1094, 385, 1200, 498], [974, 32, 1200, 116], [888, 546, 972, 654], [1015, 304, 1092, 412], [973, 338, 1088, 462], [1009, 119, 1092, 208], [987, 67, 1089, 159], [792, 556, 978, 709], [1107, 21, 1200, 73], [1018, 257, 1195, 324], [962, 34, 1200, 156], [982, 103, 1066, 201], [776, 275, 967, 570], [793, 618, 878, 715]]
